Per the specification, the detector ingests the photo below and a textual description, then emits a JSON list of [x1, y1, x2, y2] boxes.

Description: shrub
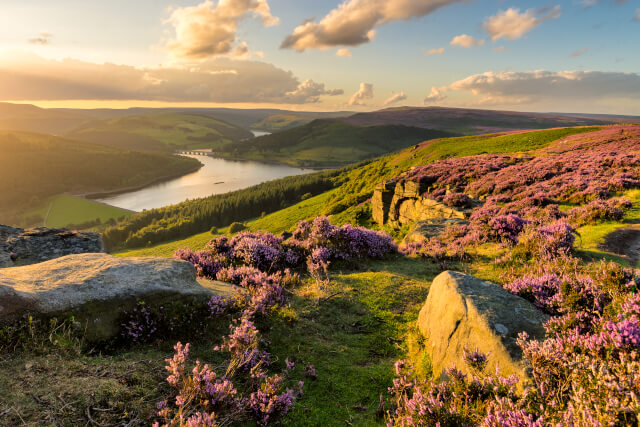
[[229, 222, 247, 234]]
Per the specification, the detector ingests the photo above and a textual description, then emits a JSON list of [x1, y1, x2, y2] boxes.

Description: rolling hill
[[0, 102, 91, 135], [65, 113, 253, 152], [339, 106, 616, 135], [217, 119, 456, 166], [0, 131, 201, 227]]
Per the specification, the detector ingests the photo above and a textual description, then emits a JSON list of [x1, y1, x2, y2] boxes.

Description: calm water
[[96, 154, 315, 211]]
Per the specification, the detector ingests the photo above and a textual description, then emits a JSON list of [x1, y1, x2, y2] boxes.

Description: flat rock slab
[[418, 271, 548, 385], [403, 219, 468, 245], [0, 224, 104, 268], [0, 253, 223, 342]]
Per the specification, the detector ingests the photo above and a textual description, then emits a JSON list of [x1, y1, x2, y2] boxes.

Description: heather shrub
[[442, 192, 471, 208], [567, 197, 631, 227]]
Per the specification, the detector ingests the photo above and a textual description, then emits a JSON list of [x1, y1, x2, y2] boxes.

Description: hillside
[[0, 131, 201, 227], [218, 119, 456, 166], [66, 113, 253, 152], [0, 102, 90, 135], [340, 106, 613, 135]]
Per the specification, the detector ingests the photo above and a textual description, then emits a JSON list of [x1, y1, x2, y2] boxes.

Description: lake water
[[96, 154, 316, 212]]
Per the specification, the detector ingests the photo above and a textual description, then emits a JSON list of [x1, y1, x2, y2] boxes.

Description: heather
[[388, 127, 640, 425]]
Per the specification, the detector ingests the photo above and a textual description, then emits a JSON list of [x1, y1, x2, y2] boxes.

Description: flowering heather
[[388, 126, 640, 425]]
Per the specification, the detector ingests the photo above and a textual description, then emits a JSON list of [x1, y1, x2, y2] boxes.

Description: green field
[[66, 113, 253, 152], [43, 195, 132, 228]]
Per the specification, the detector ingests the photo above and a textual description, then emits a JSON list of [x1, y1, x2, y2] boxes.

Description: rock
[[0, 253, 230, 342], [403, 219, 468, 245], [0, 224, 104, 268], [372, 181, 468, 228], [417, 271, 548, 385]]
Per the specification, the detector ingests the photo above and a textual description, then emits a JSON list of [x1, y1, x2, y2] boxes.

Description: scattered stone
[[417, 271, 548, 385], [0, 253, 231, 342], [0, 224, 104, 268]]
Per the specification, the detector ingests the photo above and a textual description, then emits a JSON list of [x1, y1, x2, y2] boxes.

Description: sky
[[0, 0, 639, 114]]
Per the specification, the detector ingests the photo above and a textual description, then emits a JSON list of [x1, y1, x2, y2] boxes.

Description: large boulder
[[0, 225, 104, 268], [418, 271, 548, 385], [0, 253, 230, 342]]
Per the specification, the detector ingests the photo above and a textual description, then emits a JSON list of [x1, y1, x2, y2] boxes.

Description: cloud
[[281, 0, 465, 51], [336, 48, 352, 57], [425, 47, 445, 56], [424, 86, 446, 103], [493, 46, 508, 52], [483, 6, 561, 41], [635, 8, 640, 21], [383, 91, 407, 106], [348, 82, 374, 106], [450, 34, 485, 48], [165, 0, 279, 60], [439, 70, 640, 106], [28, 32, 53, 45], [283, 79, 344, 103], [570, 47, 589, 57], [0, 52, 341, 104]]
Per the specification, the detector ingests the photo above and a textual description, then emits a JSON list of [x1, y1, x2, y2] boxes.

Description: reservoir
[[96, 154, 316, 212]]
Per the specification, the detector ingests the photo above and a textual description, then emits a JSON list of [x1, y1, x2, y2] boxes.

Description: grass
[[575, 189, 640, 267], [45, 195, 132, 228]]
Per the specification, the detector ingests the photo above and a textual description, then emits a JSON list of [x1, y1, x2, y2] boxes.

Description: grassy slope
[[67, 113, 253, 152], [219, 120, 455, 167], [4, 126, 621, 426]]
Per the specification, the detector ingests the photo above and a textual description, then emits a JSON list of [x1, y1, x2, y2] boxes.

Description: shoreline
[[82, 161, 204, 200]]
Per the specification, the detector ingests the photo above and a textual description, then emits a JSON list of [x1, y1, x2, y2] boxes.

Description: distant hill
[[218, 119, 456, 167], [0, 131, 201, 226], [54, 106, 352, 131], [0, 102, 90, 135], [66, 113, 253, 152], [339, 106, 613, 135]]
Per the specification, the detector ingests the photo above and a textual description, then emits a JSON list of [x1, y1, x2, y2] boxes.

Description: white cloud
[[0, 52, 341, 104], [425, 47, 445, 56], [424, 86, 446, 103], [336, 48, 352, 57], [348, 82, 374, 106], [165, 0, 279, 60], [634, 8, 640, 21], [450, 34, 485, 48], [483, 6, 561, 41], [283, 79, 344, 103], [281, 0, 465, 51], [440, 70, 640, 106], [383, 91, 407, 106]]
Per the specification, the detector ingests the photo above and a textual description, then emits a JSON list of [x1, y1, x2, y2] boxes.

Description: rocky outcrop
[[417, 271, 548, 385], [0, 253, 229, 342], [372, 181, 468, 228], [0, 225, 104, 268], [403, 219, 468, 245]]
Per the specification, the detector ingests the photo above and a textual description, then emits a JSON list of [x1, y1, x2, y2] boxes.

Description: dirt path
[[599, 225, 640, 266]]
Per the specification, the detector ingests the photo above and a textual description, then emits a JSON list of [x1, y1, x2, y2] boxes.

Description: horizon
[[1, 0, 639, 115]]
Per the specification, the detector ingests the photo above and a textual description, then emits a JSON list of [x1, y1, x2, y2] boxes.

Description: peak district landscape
[[1, 1, 640, 426]]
